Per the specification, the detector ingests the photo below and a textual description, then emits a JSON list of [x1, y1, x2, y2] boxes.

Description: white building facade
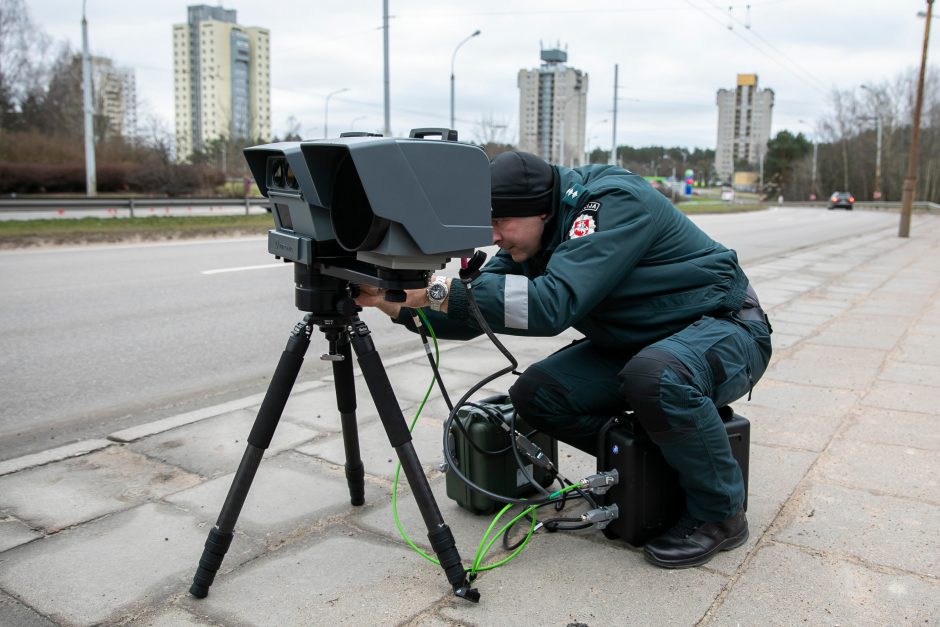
[[89, 56, 137, 140], [173, 4, 270, 161], [715, 73, 774, 181], [518, 47, 588, 167]]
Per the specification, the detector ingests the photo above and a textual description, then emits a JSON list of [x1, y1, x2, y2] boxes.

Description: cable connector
[[513, 433, 555, 471], [581, 504, 619, 530], [579, 470, 619, 495]]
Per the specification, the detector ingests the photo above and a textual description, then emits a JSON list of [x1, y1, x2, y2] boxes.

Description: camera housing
[[244, 129, 492, 289]]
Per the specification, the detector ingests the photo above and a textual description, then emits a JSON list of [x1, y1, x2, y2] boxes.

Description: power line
[[703, 0, 831, 94], [682, 0, 830, 98]]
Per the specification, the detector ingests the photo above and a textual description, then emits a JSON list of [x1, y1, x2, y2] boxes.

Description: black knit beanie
[[490, 151, 557, 218]]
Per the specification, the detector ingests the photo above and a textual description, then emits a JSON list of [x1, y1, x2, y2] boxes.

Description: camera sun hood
[[244, 132, 492, 279]]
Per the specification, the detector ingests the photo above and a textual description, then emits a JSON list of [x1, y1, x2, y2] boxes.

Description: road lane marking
[[201, 263, 290, 275]]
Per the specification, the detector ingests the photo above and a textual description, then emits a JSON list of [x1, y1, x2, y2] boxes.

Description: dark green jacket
[[404, 164, 749, 351]]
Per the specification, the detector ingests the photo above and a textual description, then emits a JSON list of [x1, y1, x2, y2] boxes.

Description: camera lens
[[330, 154, 389, 251], [285, 164, 298, 189], [271, 160, 286, 188]]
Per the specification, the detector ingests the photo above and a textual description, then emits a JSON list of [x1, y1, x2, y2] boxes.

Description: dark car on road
[[828, 192, 855, 210]]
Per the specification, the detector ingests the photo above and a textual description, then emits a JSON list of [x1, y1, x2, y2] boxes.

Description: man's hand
[[353, 277, 451, 318]]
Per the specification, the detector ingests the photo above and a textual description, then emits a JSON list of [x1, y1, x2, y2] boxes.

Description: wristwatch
[[426, 276, 449, 311]]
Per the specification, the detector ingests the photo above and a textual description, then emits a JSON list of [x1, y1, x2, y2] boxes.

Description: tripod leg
[[189, 315, 313, 599], [328, 330, 365, 506], [346, 316, 479, 602]]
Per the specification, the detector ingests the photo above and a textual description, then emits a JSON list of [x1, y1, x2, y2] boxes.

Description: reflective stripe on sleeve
[[503, 274, 529, 330]]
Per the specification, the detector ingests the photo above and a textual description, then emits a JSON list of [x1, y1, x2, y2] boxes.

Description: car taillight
[[849, 196, 855, 203], [831, 196, 838, 202]]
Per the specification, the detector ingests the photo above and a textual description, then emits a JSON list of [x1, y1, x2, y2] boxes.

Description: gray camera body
[[244, 130, 492, 287]]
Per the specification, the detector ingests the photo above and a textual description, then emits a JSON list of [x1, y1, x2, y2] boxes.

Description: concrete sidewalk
[[1, 215, 938, 626]]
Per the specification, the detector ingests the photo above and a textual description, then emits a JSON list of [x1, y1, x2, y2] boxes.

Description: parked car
[[828, 192, 855, 210]]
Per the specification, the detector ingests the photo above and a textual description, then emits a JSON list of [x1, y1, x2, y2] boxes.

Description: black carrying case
[[596, 405, 749, 546], [445, 395, 558, 515]]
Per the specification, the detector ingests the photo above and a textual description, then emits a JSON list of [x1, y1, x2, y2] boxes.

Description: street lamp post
[[900, 0, 934, 237], [323, 87, 349, 139], [81, 0, 96, 196], [860, 85, 884, 200], [585, 119, 608, 165], [798, 119, 818, 200], [450, 30, 481, 131]]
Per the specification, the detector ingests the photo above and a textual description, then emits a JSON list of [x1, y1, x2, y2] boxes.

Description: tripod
[[189, 264, 479, 602]]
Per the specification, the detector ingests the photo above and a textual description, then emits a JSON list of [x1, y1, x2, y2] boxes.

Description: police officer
[[356, 151, 772, 569]]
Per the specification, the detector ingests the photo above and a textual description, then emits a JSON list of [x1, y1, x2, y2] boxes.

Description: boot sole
[[643, 528, 749, 569]]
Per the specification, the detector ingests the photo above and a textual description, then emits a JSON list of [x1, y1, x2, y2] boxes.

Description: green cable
[[469, 484, 581, 576], [391, 308, 578, 576], [391, 307, 441, 565]]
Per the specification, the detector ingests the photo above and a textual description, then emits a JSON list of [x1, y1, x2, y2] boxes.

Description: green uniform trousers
[[508, 314, 772, 521]]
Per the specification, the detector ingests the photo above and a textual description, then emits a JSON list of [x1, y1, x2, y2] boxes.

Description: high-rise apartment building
[[715, 73, 774, 181], [173, 4, 271, 161], [517, 47, 588, 167], [85, 55, 137, 139]]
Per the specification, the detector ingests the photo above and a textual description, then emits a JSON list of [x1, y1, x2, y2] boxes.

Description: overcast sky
[[29, 0, 938, 150]]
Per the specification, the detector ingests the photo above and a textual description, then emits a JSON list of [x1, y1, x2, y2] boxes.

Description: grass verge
[[0, 204, 772, 249], [0, 214, 272, 248]]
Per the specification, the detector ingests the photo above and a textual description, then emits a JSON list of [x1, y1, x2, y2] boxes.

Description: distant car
[[828, 192, 855, 210]]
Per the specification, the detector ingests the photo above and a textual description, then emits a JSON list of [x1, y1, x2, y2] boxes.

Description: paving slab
[[129, 408, 319, 478], [128, 606, 218, 626], [0, 502, 256, 626], [265, 379, 380, 432], [439, 533, 728, 626], [183, 533, 447, 626], [862, 379, 940, 415], [0, 590, 55, 627], [895, 333, 940, 366], [807, 314, 912, 350], [0, 446, 201, 531], [0, 517, 42, 553], [166, 451, 355, 541], [775, 482, 940, 575], [742, 378, 862, 420], [877, 359, 940, 387], [765, 343, 886, 389], [812, 438, 940, 503], [742, 403, 844, 451], [841, 407, 940, 450], [296, 416, 447, 481], [710, 542, 940, 624]]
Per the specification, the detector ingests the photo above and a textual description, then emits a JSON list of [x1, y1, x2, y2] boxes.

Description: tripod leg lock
[[428, 524, 480, 603], [189, 527, 235, 598]]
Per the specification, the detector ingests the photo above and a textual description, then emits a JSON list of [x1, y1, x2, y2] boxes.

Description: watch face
[[428, 283, 447, 301]]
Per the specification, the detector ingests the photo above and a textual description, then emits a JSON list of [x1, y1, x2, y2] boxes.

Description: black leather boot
[[643, 509, 748, 568]]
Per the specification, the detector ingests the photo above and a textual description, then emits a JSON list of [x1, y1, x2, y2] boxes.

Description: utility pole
[[900, 0, 934, 237], [382, 0, 391, 137], [609, 64, 619, 167], [81, 1, 97, 196]]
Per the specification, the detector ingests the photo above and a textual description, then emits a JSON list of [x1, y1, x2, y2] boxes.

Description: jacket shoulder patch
[[568, 213, 597, 239]]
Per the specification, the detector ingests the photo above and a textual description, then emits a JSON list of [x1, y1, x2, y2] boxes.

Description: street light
[[797, 119, 818, 200], [585, 119, 608, 164], [450, 30, 481, 131], [900, 0, 934, 237], [81, 0, 96, 196], [558, 93, 583, 167], [350, 116, 367, 131], [323, 87, 349, 139], [860, 85, 884, 201]]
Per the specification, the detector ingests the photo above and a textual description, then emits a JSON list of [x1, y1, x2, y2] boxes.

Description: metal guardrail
[[0, 197, 270, 217]]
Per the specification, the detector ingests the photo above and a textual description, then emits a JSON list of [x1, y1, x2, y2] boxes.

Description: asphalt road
[[0, 207, 899, 461]]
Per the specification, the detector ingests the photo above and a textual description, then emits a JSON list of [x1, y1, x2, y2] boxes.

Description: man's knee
[[508, 366, 565, 430], [619, 348, 697, 443]]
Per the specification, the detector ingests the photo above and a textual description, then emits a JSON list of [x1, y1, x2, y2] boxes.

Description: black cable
[[417, 321, 454, 413], [509, 408, 553, 499]]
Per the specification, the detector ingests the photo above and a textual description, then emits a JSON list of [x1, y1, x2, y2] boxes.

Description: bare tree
[[0, 0, 51, 120]]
